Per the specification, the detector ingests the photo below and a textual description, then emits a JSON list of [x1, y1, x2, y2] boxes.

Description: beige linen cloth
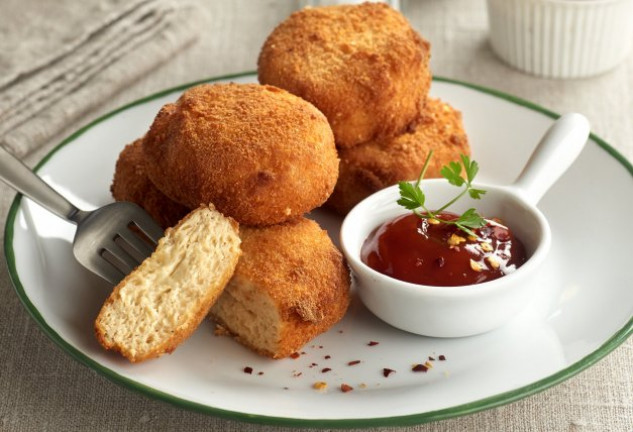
[[0, 0, 198, 157]]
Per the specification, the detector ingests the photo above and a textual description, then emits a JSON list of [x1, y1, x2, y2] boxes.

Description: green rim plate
[[4, 72, 633, 428]]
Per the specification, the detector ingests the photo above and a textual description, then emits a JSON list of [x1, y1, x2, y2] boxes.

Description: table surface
[[1, 1, 632, 430]]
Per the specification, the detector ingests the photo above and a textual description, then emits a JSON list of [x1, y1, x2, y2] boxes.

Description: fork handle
[[0, 145, 82, 223]]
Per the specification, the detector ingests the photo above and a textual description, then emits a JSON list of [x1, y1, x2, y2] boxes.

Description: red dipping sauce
[[361, 211, 527, 287]]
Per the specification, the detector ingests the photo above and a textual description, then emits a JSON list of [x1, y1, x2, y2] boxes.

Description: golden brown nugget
[[258, 2, 431, 148], [143, 83, 339, 226], [327, 98, 470, 215], [111, 138, 189, 229], [211, 217, 351, 359]]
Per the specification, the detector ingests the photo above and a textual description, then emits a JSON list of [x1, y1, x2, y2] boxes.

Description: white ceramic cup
[[340, 113, 590, 337], [487, 0, 633, 78]]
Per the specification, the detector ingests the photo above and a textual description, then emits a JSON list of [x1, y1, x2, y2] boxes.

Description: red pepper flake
[[340, 383, 354, 393], [367, 341, 379, 346], [319, 345, 324, 349], [338, 330, 344, 334], [321, 367, 332, 373], [428, 356, 435, 361], [439, 355, 447, 361], [347, 360, 361, 366], [301, 351, 307, 355], [290, 352, 301, 359], [383, 368, 396, 377], [258, 372, 264, 376], [292, 371, 303, 377], [324, 355, 331, 360], [243, 367, 253, 374], [412, 363, 429, 372]]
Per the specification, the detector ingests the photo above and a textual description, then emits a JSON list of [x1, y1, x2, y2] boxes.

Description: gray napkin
[[0, 0, 199, 157]]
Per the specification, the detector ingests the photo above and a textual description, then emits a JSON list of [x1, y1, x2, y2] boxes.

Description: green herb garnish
[[397, 151, 487, 237]]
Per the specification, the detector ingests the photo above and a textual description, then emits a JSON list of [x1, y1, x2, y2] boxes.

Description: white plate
[[5, 73, 633, 427]]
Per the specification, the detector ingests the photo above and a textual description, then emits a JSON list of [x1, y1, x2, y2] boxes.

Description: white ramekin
[[486, 0, 633, 78], [340, 114, 589, 337]]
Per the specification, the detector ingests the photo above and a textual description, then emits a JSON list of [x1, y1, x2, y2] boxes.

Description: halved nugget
[[211, 217, 350, 359], [95, 204, 241, 362]]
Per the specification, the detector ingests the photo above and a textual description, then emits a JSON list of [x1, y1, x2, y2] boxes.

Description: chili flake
[[383, 368, 396, 377], [412, 363, 428, 372]]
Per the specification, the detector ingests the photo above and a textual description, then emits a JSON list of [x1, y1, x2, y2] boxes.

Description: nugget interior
[[212, 278, 281, 353], [95, 204, 241, 362]]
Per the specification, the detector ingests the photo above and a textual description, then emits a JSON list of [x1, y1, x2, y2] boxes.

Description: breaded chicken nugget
[[111, 137, 189, 229], [211, 217, 351, 359], [258, 2, 431, 148], [142, 83, 339, 226], [326, 98, 470, 214]]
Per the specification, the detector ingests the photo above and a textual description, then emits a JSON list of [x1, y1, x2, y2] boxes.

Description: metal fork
[[0, 145, 163, 285]]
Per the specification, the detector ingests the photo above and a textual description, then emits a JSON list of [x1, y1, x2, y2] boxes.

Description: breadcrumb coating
[[111, 137, 189, 229], [258, 2, 431, 148], [142, 83, 339, 226], [326, 98, 470, 214]]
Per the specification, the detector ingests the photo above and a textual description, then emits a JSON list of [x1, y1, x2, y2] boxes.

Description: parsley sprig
[[397, 151, 487, 237]]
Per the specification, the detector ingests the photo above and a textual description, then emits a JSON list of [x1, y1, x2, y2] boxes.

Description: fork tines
[[74, 202, 164, 286], [101, 219, 163, 285]]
